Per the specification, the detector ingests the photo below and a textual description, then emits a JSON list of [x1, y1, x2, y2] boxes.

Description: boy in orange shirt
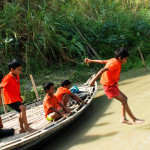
[[0, 59, 34, 133], [55, 79, 86, 107], [84, 47, 144, 124], [43, 82, 71, 121]]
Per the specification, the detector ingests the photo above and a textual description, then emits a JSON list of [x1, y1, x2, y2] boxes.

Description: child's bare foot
[[25, 127, 36, 132], [133, 119, 145, 124], [120, 119, 133, 125], [19, 128, 26, 134]]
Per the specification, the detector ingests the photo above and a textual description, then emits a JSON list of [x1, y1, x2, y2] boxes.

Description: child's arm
[[70, 93, 86, 104], [59, 102, 71, 114], [50, 107, 66, 117], [90, 67, 109, 86], [84, 58, 107, 65]]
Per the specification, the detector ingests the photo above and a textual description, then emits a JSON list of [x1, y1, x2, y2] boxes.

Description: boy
[[84, 47, 144, 124], [0, 59, 34, 133], [43, 82, 71, 121], [55, 79, 86, 107]]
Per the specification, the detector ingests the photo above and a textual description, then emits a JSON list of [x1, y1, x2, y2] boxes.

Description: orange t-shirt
[[100, 58, 121, 86], [0, 72, 23, 104], [43, 94, 60, 118], [55, 87, 71, 103]]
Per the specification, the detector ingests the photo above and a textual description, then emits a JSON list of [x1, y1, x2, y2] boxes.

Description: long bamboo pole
[[138, 47, 148, 72], [74, 25, 100, 59], [30, 75, 40, 101]]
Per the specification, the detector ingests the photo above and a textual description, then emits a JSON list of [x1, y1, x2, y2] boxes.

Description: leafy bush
[[0, 0, 150, 109]]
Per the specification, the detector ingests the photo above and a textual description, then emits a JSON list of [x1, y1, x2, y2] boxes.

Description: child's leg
[[119, 91, 127, 121], [0, 116, 3, 128], [19, 105, 33, 132], [62, 94, 70, 107], [47, 112, 62, 121], [19, 113, 25, 133], [114, 93, 144, 124], [51, 112, 62, 120], [115, 93, 136, 120]]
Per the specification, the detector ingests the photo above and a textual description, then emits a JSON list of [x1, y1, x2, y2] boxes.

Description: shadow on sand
[[76, 131, 118, 144]]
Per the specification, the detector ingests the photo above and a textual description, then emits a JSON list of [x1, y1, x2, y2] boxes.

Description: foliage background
[[0, 0, 150, 113]]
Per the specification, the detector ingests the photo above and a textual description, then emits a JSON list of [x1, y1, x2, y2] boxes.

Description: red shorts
[[103, 85, 120, 99]]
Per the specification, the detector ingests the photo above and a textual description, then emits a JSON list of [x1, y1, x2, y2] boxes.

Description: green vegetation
[[0, 0, 150, 113], [20, 63, 97, 104], [1, 0, 150, 71]]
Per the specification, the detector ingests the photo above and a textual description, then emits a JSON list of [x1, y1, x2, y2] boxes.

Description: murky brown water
[[42, 68, 150, 150]]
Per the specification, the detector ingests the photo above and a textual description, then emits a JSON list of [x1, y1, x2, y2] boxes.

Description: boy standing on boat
[[84, 47, 144, 124], [0, 59, 34, 133], [43, 82, 71, 121], [55, 79, 86, 107]]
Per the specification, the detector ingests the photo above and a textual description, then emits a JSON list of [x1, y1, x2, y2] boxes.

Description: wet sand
[[42, 68, 150, 150]]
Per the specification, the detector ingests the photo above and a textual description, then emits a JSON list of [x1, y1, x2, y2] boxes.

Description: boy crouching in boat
[[43, 82, 72, 121], [0, 59, 34, 133], [55, 79, 86, 107], [84, 48, 144, 125]]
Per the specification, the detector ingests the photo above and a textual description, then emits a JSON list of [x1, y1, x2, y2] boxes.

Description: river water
[[42, 68, 150, 150]]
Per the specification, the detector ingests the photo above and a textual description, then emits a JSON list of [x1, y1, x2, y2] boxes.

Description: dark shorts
[[7, 101, 23, 113], [0, 128, 14, 138]]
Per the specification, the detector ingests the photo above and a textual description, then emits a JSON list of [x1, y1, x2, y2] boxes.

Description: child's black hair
[[8, 59, 21, 71], [115, 47, 129, 59], [43, 82, 54, 92], [61, 79, 71, 87]]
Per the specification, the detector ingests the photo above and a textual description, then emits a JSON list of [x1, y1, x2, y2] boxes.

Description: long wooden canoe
[[0, 75, 97, 150]]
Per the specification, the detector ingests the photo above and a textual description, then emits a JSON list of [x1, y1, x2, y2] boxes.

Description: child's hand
[[65, 107, 71, 114], [60, 112, 67, 117], [84, 58, 91, 64]]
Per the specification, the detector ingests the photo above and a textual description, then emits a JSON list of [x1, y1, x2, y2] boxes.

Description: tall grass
[[0, 0, 150, 73], [0, 0, 150, 113]]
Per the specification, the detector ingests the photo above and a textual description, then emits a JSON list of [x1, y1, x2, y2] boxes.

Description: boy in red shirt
[[43, 82, 71, 121], [0, 59, 34, 133], [84, 47, 144, 124], [55, 79, 86, 107]]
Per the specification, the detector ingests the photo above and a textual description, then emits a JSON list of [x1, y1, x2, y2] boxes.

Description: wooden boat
[[0, 75, 97, 150]]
